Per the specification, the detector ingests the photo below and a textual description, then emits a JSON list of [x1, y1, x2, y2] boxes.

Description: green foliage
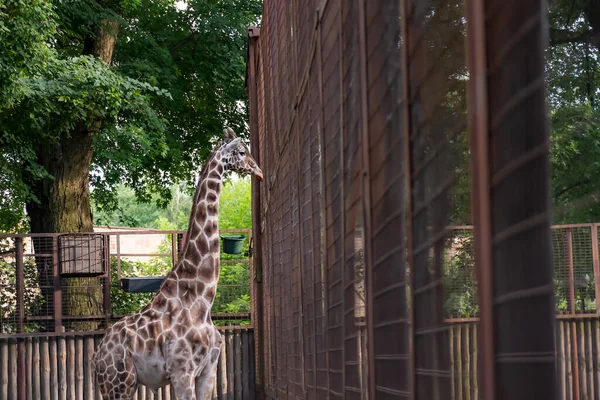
[[219, 177, 253, 230], [0, 0, 262, 232], [93, 177, 253, 321], [93, 176, 252, 230], [442, 235, 478, 318], [0, 256, 46, 333]]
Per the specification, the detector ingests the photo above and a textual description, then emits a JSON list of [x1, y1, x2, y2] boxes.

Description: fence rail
[[0, 228, 254, 336], [0, 329, 255, 400]]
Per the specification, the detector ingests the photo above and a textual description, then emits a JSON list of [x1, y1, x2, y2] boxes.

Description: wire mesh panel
[[552, 226, 597, 315], [402, 0, 471, 397], [365, 0, 412, 397], [320, 1, 345, 398], [472, 0, 559, 399], [58, 234, 105, 276], [444, 228, 477, 319], [248, 0, 560, 399]]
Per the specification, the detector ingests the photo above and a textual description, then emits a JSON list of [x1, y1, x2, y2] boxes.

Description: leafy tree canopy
[[0, 0, 261, 233]]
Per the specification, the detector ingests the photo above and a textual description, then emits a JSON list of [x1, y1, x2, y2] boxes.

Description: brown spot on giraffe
[[204, 286, 216, 303], [207, 180, 218, 191], [204, 221, 215, 237], [161, 278, 178, 298], [198, 257, 215, 281], [210, 238, 220, 253], [196, 205, 208, 227], [180, 281, 198, 306], [152, 294, 168, 312], [179, 259, 197, 279], [197, 235, 210, 255]]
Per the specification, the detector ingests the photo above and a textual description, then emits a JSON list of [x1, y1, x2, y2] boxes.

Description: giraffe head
[[220, 127, 263, 181]]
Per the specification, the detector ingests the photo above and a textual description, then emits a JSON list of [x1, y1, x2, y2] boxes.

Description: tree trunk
[[25, 20, 119, 332]]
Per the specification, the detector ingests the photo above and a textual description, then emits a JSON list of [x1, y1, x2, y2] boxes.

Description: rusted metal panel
[[248, 0, 559, 399], [483, 0, 558, 399], [464, 0, 495, 399]]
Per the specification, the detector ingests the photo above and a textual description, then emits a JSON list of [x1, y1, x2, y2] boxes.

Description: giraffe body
[[94, 128, 263, 400]]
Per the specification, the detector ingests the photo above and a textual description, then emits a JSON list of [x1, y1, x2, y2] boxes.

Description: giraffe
[[93, 127, 263, 400]]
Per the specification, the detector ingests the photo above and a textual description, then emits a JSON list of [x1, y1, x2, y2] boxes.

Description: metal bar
[[103, 235, 111, 329], [464, 1, 495, 399], [247, 230, 254, 329], [247, 24, 265, 400], [0, 325, 255, 340], [171, 233, 178, 268], [316, 2, 330, 395], [16, 238, 26, 400], [399, 0, 417, 398], [591, 224, 600, 317], [338, 1, 347, 396], [295, 29, 308, 394], [25, 312, 251, 322], [52, 237, 63, 332], [566, 230, 576, 314], [116, 234, 122, 284], [566, 229, 580, 400], [355, 0, 375, 396], [16, 238, 25, 333]]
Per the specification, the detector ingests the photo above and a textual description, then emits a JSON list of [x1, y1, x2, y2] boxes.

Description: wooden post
[[591, 224, 600, 316], [15, 238, 26, 400], [53, 237, 63, 332]]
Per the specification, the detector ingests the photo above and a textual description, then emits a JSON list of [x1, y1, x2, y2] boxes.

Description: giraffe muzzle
[[254, 167, 264, 182]]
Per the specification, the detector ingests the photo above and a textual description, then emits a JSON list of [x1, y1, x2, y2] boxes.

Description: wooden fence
[[0, 328, 255, 400], [449, 318, 600, 400]]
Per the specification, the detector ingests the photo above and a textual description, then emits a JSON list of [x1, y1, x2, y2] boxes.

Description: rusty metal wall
[[246, 0, 558, 399]]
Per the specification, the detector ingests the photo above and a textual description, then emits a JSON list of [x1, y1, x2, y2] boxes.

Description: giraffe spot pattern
[[94, 137, 261, 399]]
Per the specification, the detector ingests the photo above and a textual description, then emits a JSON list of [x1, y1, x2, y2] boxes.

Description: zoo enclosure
[[247, 0, 557, 399], [0, 228, 255, 334], [0, 228, 256, 400]]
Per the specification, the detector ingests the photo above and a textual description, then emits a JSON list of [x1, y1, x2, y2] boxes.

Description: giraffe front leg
[[195, 357, 219, 400], [171, 373, 197, 400]]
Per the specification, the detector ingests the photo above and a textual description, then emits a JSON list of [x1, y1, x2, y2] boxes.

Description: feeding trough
[[221, 234, 246, 255], [121, 276, 165, 293]]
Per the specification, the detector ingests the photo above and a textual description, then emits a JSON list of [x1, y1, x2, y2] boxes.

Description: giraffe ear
[[223, 137, 242, 152], [223, 127, 237, 140]]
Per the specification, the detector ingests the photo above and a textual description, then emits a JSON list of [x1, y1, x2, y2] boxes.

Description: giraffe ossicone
[[94, 127, 263, 400]]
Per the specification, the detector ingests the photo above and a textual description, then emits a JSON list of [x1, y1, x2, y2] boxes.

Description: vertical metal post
[[247, 24, 265, 400], [171, 232, 178, 268], [338, 2, 347, 396], [355, 0, 375, 396], [591, 224, 600, 316], [464, 1, 495, 399], [399, 0, 417, 398], [116, 234, 123, 293], [16, 237, 26, 400], [316, 1, 331, 394], [566, 229, 576, 314], [103, 234, 111, 329], [52, 237, 63, 332], [566, 229, 580, 400]]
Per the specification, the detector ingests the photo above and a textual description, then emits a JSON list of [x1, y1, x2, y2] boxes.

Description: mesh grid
[[0, 229, 254, 335], [249, 0, 557, 398]]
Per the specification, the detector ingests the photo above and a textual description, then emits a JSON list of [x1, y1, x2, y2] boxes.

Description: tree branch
[[169, 32, 199, 54], [550, 28, 591, 45], [554, 178, 593, 202]]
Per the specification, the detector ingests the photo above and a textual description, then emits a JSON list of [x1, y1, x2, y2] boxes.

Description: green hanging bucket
[[221, 234, 246, 255]]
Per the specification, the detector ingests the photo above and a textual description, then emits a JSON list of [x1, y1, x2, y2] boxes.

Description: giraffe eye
[[239, 151, 246, 157]]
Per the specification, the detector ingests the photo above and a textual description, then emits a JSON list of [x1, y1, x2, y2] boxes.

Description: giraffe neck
[[166, 151, 226, 306]]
